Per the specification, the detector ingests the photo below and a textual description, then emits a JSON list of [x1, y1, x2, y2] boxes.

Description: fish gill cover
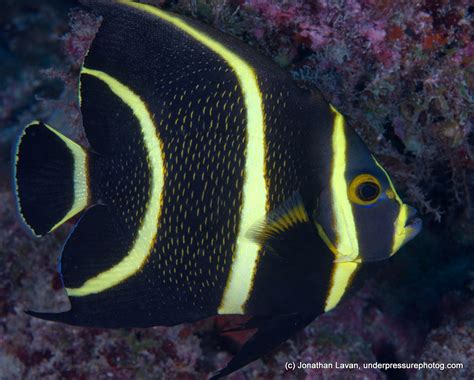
[[0, 0, 473, 379]]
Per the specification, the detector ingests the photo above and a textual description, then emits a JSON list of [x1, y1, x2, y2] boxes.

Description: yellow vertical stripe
[[119, 0, 267, 314], [372, 157, 410, 255], [329, 106, 359, 261], [372, 156, 402, 203], [44, 125, 89, 232], [324, 262, 358, 312], [323, 106, 361, 311], [66, 68, 165, 297]]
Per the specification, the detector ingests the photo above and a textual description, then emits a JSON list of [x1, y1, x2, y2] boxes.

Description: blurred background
[[0, 0, 473, 379]]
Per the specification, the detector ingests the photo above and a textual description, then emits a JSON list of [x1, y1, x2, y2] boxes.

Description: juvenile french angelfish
[[13, 0, 422, 378]]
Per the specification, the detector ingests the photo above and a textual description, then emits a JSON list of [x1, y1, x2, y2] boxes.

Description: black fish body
[[13, 1, 421, 377]]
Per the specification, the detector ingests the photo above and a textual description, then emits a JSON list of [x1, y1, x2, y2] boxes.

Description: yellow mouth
[[391, 204, 422, 255]]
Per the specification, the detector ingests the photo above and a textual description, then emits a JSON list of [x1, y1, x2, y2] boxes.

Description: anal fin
[[26, 204, 205, 328], [59, 205, 130, 292], [28, 205, 141, 327]]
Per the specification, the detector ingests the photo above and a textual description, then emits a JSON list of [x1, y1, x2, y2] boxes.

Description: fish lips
[[390, 205, 422, 254], [404, 206, 422, 238]]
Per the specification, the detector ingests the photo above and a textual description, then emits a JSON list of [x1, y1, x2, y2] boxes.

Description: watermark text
[[284, 361, 464, 371]]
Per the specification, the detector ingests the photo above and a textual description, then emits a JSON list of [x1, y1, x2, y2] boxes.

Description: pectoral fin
[[247, 192, 314, 265], [248, 192, 309, 244]]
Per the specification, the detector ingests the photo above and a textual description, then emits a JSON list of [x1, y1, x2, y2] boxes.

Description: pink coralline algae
[[42, 9, 102, 144], [413, 292, 474, 379], [211, 0, 474, 223]]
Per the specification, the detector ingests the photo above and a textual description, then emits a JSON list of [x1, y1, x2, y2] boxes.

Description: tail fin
[[14, 122, 90, 237]]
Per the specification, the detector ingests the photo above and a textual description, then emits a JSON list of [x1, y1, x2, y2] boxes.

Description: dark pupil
[[357, 182, 379, 201]]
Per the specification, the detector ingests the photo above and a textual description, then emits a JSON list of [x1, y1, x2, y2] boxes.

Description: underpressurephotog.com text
[[284, 361, 464, 371]]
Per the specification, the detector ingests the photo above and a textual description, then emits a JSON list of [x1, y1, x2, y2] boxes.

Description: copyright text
[[284, 361, 464, 371]]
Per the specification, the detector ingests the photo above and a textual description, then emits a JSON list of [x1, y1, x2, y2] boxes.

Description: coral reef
[[413, 291, 474, 380], [0, 0, 473, 379], [180, 0, 474, 226]]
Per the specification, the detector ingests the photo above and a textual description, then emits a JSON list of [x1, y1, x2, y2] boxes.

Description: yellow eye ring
[[348, 174, 381, 205]]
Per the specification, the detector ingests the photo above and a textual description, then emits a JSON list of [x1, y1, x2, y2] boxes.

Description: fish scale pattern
[[148, 67, 247, 312]]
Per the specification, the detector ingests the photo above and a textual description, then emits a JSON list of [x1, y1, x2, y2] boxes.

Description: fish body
[[13, 1, 421, 377]]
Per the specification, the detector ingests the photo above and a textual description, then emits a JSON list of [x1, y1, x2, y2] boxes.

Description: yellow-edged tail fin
[[14, 122, 90, 237]]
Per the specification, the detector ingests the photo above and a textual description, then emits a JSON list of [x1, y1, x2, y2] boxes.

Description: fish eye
[[348, 174, 381, 205]]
